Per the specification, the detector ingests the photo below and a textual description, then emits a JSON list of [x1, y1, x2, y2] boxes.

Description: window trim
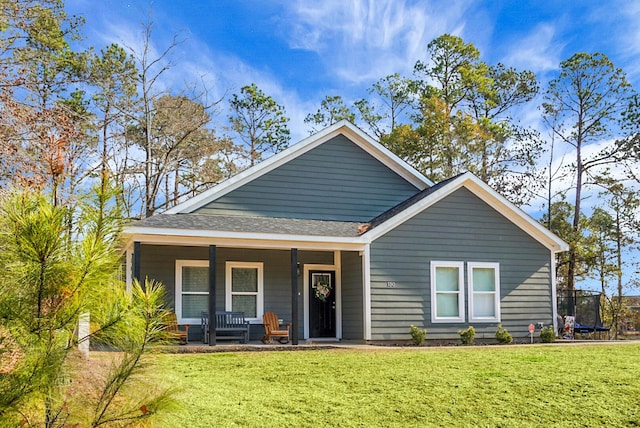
[[468, 262, 501, 322], [175, 260, 209, 325], [225, 261, 264, 322], [430, 261, 465, 323]]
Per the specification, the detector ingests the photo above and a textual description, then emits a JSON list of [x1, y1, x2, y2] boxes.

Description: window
[[430, 261, 465, 323], [225, 262, 263, 321], [430, 261, 501, 323], [175, 260, 209, 324], [468, 262, 500, 322]]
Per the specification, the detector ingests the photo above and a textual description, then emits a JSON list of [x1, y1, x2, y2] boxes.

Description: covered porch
[[124, 238, 367, 346]]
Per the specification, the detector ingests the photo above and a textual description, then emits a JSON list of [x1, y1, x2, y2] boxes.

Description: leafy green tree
[[355, 73, 414, 139], [540, 201, 592, 290], [229, 83, 290, 167], [384, 34, 542, 203], [587, 207, 617, 296], [89, 43, 138, 193], [542, 52, 636, 290], [0, 183, 173, 426], [463, 63, 541, 201], [413, 34, 479, 112], [595, 179, 640, 337], [304, 95, 355, 133], [384, 95, 476, 182], [0, 0, 92, 204], [2, 0, 87, 108]]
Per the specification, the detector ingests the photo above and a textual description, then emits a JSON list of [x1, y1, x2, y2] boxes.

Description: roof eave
[[123, 225, 368, 250]]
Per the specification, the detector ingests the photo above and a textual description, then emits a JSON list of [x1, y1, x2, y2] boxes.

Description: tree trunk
[[568, 119, 584, 292], [615, 210, 622, 339]]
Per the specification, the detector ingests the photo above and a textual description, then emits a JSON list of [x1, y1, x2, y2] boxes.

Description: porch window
[[175, 260, 209, 324], [430, 261, 465, 323], [468, 262, 500, 322], [225, 262, 263, 321]]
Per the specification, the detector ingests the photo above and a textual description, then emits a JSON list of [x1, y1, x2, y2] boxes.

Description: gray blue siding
[[194, 135, 420, 221], [369, 187, 552, 341], [341, 251, 364, 340]]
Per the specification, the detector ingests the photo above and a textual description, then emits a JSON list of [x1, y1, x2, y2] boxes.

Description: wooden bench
[[201, 311, 250, 344]]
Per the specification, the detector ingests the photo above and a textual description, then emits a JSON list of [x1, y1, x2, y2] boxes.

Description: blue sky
[[66, 0, 640, 142]]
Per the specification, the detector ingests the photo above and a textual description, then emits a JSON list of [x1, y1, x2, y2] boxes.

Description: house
[[122, 121, 568, 344]]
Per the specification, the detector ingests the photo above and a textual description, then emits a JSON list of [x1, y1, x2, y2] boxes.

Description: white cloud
[[501, 23, 564, 74], [171, 47, 311, 142], [283, 0, 477, 84], [614, 4, 640, 83]]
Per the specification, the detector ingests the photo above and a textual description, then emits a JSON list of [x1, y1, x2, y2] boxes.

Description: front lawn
[[151, 343, 640, 427]]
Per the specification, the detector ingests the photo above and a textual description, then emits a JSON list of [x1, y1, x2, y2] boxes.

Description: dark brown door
[[309, 270, 336, 338]]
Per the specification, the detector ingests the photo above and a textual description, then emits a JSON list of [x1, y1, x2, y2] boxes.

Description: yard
[[149, 343, 640, 427]]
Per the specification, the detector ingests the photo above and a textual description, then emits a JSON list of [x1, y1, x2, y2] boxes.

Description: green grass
[[151, 344, 640, 427]]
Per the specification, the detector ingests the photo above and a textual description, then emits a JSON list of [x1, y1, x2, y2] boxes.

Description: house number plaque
[[386, 281, 397, 288]]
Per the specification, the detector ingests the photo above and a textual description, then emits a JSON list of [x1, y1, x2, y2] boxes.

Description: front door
[[309, 270, 336, 338]]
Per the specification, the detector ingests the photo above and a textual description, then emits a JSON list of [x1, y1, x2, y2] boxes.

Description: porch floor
[[167, 339, 367, 353]]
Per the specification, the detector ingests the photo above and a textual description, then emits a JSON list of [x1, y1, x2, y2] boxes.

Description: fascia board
[[166, 121, 431, 214], [366, 172, 569, 253], [128, 230, 365, 251]]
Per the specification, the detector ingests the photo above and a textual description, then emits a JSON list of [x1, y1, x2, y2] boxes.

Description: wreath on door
[[313, 279, 332, 302]]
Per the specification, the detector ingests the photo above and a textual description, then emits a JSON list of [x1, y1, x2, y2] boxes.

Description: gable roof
[[164, 120, 433, 214], [361, 172, 569, 253]]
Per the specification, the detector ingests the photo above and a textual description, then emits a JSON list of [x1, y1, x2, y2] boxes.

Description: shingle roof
[[130, 213, 365, 237]]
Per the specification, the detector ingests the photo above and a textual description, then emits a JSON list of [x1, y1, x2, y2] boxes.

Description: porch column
[[291, 248, 299, 345], [133, 241, 141, 284], [209, 245, 217, 346]]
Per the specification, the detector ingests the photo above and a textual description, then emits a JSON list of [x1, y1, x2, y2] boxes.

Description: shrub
[[458, 326, 475, 345], [409, 325, 427, 346], [495, 325, 513, 344], [540, 326, 556, 343]]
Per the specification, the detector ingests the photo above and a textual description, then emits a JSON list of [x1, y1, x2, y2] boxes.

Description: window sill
[[469, 318, 501, 323], [431, 318, 465, 324]]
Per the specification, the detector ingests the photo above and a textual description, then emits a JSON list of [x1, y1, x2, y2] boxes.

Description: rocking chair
[[261, 311, 290, 344], [163, 312, 189, 344]]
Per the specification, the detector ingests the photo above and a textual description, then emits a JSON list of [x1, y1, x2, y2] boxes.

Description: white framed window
[[225, 262, 264, 321], [430, 261, 465, 323], [175, 260, 209, 324], [468, 262, 501, 322]]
